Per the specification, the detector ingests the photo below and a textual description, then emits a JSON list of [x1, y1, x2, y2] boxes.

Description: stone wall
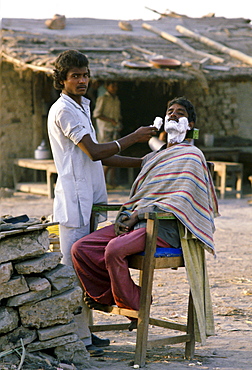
[[183, 79, 252, 140], [0, 226, 90, 368]]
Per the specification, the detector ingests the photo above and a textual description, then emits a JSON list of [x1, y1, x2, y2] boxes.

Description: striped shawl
[[120, 142, 219, 254]]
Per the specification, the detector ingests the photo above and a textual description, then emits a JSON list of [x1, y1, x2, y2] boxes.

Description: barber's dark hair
[[167, 97, 197, 123], [52, 50, 90, 90]]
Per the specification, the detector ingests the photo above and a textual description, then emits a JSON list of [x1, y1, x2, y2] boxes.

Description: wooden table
[[249, 175, 252, 186], [13, 158, 57, 199], [212, 161, 243, 199]]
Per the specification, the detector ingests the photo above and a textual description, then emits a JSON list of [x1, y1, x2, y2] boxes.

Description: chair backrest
[[207, 161, 214, 177]]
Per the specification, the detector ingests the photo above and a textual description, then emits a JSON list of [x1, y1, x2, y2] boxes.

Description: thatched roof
[[2, 15, 252, 82]]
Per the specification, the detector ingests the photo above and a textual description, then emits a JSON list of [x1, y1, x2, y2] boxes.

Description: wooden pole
[[142, 23, 224, 63], [2, 52, 53, 74], [32, 73, 44, 151], [176, 25, 252, 67], [131, 44, 156, 56]]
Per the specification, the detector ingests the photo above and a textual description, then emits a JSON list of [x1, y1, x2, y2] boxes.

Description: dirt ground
[[1, 188, 252, 370]]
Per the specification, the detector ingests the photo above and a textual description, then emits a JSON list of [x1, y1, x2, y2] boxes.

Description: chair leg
[[134, 216, 158, 367], [134, 307, 151, 367], [134, 268, 154, 366], [185, 290, 195, 359]]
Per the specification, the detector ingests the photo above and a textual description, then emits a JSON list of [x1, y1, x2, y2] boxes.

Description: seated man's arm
[[114, 211, 139, 235], [114, 206, 155, 236]]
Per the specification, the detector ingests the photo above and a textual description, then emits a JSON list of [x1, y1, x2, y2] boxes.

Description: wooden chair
[[89, 207, 197, 367], [88, 163, 214, 367]]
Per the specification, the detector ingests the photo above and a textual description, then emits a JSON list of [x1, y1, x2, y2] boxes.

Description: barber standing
[[47, 49, 157, 356]]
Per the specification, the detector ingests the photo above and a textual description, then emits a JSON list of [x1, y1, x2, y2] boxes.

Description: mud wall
[[1, 63, 34, 187], [1, 62, 56, 188]]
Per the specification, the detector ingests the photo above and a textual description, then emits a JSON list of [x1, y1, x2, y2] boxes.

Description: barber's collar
[[61, 93, 90, 112]]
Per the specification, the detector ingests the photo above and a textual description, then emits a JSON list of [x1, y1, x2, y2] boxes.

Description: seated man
[[71, 97, 219, 316]]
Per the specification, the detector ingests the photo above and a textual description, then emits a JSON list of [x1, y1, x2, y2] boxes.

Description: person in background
[[47, 49, 157, 356], [93, 80, 122, 187], [85, 79, 105, 114]]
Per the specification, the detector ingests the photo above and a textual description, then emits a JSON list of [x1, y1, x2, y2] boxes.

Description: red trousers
[[71, 224, 170, 311]]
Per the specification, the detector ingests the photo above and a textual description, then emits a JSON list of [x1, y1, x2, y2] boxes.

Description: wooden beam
[[147, 334, 191, 347], [176, 25, 252, 67], [50, 47, 126, 53], [90, 323, 130, 332], [32, 73, 45, 154], [142, 23, 224, 64], [2, 52, 53, 74], [131, 44, 156, 56]]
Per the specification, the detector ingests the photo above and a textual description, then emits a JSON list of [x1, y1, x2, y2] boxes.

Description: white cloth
[[59, 224, 90, 266], [48, 93, 107, 228]]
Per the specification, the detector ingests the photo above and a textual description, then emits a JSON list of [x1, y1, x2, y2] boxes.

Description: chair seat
[[128, 247, 184, 270], [138, 246, 182, 258]]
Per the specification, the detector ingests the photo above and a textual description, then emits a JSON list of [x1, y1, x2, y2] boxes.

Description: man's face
[[61, 66, 89, 98], [164, 103, 191, 144], [166, 103, 189, 122], [107, 82, 118, 96]]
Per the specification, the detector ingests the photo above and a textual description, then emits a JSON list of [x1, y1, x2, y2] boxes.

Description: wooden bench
[[249, 175, 252, 187], [13, 158, 57, 199], [212, 161, 243, 199]]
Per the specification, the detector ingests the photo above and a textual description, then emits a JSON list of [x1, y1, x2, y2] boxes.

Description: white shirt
[[48, 94, 107, 227]]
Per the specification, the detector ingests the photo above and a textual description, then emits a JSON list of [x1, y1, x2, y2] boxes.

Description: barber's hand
[[133, 126, 158, 143]]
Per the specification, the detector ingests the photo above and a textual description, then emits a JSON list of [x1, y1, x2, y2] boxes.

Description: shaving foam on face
[[164, 116, 191, 144]]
